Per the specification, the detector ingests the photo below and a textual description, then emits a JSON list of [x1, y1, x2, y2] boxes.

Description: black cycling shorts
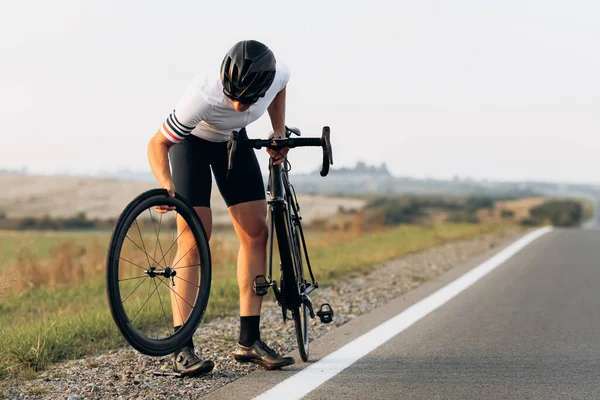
[[169, 135, 266, 208]]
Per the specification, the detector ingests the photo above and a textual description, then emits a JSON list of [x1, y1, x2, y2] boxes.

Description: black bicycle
[[228, 126, 335, 361], [106, 126, 333, 361]]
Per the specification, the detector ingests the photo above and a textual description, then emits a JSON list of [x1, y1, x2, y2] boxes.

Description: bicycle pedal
[[317, 303, 334, 324], [253, 275, 271, 296]]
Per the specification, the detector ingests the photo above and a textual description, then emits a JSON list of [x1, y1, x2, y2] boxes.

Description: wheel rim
[[106, 190, 211, 355]]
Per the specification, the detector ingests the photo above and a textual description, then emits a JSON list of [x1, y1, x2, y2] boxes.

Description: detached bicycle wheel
[[106, 189, 211, 356]]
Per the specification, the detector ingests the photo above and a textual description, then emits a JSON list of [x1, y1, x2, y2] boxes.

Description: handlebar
[[227, 126, 333, 177]]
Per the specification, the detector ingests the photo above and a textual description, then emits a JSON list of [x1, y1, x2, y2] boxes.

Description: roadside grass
[[0, 222, 517, 378], [0, 230, 110, 267], [308, 222, 510, 283]]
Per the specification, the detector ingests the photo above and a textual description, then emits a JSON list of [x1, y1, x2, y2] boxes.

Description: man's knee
[[240, 221, 269, 248]]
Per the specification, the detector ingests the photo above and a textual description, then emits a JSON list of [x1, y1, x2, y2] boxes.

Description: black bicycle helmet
[[220, 40, 276, 104]]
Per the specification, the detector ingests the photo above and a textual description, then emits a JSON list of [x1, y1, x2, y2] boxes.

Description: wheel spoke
[[153, 278, 172, 337], [173, 274, 200, 289], [171, 243, 198, 270], [173, 263, 201, 271], [143, 276, 152, 323], [122, 276, 149, 304], [157, 278, 196, 310], [119, 257, 147, 272], [125, 235, 165, 269], [119, 275, 147, 282], [156, 223, 189, 268], [148, 209, 167, 268], [130, 279, 161, 323], [171, 279, 186, 326], [168, 211, 178, 268], [134, 219, 153, 269]]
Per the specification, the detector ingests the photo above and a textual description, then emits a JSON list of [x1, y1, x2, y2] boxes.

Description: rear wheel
[[292, 296, 309, 361], [290, 202, 310, 362], [272, 203, 309, 360], [106, 189, 211, 356]]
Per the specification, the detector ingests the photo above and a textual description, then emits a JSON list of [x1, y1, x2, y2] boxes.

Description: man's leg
[[228, 200, 295, 369], [164, 135, 215, 376], [228, 200, 268, 318], [167, 206, 214, 376], [170, 206, 212, 326]]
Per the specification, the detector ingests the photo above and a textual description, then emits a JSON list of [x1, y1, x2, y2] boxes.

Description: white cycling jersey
[[160, 62, 290, 144]]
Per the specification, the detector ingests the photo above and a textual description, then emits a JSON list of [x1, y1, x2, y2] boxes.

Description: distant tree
[[465, 197, 495, 213], [500, 209, 515, 219]]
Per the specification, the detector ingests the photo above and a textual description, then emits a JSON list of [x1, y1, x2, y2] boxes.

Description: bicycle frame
[[281, 167, 318, 291], [266, 160, 318, 313]]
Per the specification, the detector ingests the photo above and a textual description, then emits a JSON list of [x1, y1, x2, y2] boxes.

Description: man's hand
[[267, 131, 289, 165], [155, 180, 176, 214]]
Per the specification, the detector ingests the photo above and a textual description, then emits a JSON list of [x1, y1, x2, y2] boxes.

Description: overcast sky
[[1, 0, 599, 183]]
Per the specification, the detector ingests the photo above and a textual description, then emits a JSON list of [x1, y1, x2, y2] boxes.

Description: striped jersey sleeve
[[160, 73, 213, 143], [160, 111, 195, 143]]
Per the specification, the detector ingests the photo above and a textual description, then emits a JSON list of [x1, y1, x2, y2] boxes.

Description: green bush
[[519, 217, 540, 226], [365, 195, 501, 227], [529, 200, 583, 227], [17, 217, 39, 230], [383, 202, 424, 225], [465, 197, 495, 213], [446, 211, 480, 224], [500, 209, 515, 219], [365, 195, 464, 212], [16, 213, 98, 231], [365, 196, 426, 225]]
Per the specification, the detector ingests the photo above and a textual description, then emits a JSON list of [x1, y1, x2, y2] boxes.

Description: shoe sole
[[234, 355, 295, 370]]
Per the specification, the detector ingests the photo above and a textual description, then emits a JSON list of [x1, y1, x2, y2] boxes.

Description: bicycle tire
[[291, 222, 309, 362], [270, 162, 309, 360], [106, 189, 211, 356], [273, 207, 309, 360]]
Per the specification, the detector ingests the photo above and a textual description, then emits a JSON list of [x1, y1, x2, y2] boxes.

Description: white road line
[[255, 226, 553, 400]]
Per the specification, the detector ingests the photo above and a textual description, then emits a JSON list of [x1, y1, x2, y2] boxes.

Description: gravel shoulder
[[2, 227, 523, 400]]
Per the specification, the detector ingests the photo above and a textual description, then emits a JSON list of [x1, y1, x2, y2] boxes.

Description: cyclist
[[147, 39, 295, 376]]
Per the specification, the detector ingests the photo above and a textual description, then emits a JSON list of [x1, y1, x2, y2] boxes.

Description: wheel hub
[[145, 266, 177, 285]]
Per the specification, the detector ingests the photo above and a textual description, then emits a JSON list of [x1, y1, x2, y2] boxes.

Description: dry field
[[0, 173, 365, 225]]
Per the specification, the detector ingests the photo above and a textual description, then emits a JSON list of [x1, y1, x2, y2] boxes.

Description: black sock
[[174, 325, 194, 351], [239, 316, 260, 347]]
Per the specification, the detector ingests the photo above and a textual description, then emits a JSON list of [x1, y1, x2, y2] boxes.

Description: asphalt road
[[206, 228, 600, 399]]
